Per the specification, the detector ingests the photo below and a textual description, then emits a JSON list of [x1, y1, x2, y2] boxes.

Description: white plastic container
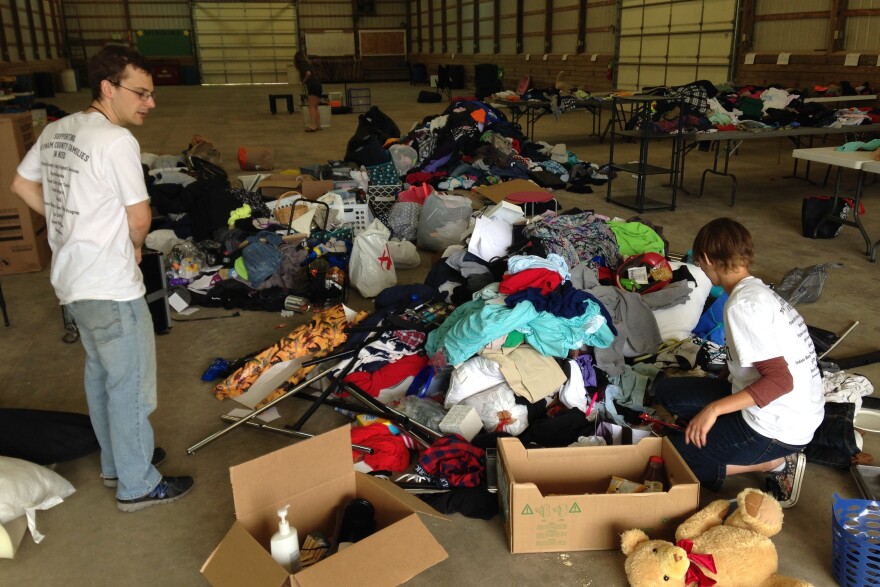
[[60, 69, 77, 93], [270, 505, 301, 572], [302, 104, 331, 128]]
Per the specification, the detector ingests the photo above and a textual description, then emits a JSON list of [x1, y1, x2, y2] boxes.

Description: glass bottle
[[643, 455, 665, 492], [336, 498, 376, 551]]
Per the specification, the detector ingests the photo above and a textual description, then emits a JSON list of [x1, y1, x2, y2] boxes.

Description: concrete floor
[[2, 82, 879, 586]]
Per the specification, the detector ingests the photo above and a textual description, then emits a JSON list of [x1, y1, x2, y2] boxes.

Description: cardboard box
[[0, 113, 51, 275], [473, 178, 549, 204], [496, 436, 700, 553], [257, 175, 335, 200], [202, 426, 448, 587], [439, 405, 483, 442], [0, 204, 51, 274]]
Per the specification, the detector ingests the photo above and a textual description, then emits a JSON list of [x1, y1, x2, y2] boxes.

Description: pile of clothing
[[348, 101, 610, 196], [627, 80, 880, 134]]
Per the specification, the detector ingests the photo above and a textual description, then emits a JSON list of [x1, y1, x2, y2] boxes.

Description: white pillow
[[0, 456, 76, 544], [651, 261, 713, 342]]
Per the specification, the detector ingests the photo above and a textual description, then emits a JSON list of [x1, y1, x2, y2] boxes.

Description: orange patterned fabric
[[212, 305, 367, 407]]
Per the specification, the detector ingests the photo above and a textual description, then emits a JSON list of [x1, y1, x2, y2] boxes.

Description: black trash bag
[[0, 409, 99, 465], [356, 106, 401, 145]]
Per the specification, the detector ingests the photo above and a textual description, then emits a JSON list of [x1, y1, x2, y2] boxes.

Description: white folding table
[[791, 147, 879, 260]]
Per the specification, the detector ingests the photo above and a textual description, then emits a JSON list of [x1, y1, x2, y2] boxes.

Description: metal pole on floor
[[819, 321, 860, 360], [219, 414, 374, 453], [186, 362, 338, 454]]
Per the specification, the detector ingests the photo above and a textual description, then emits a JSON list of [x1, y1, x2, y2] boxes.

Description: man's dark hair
[[88, 44, 152, 100]]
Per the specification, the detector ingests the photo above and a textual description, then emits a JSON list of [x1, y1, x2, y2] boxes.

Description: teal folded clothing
[[836, 138, 880, 152]]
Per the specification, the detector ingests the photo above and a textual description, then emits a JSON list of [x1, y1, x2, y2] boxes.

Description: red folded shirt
[[499, 268, 562, 295]]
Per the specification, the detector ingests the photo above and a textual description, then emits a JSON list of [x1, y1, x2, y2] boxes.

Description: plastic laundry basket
[[832, 493, 880, 586]]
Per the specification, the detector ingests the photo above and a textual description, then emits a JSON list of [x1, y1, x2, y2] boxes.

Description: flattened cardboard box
[[0, 113, 51, 275], [473, 178, 550, 204], [497, 436, 700, 553], [202, 426, 448, 587]]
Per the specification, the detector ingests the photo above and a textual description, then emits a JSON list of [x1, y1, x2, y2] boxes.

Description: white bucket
[[302, 104, 331, 129], [60, 69, 77, 93]]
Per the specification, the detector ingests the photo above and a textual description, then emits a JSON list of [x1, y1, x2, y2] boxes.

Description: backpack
[[801, 196, 853, 238], [417, 90, 442, 103]]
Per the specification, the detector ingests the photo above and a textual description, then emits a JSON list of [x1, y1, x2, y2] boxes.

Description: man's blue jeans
[[654, 376, 804, 491], [65, 298, 162, 499]]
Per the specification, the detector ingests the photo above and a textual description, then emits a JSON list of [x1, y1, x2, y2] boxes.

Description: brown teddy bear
[[620, 488, 814, 587]]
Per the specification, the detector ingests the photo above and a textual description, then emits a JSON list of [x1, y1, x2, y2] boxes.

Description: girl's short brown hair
[[692, 217, 754, 272]]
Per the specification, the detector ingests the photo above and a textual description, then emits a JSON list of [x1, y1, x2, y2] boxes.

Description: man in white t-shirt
[[654, 217, 824, 508], [11, 45, 193, 512]]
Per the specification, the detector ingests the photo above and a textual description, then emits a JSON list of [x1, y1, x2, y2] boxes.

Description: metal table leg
[[698, 139, 742, 206], [0, 279, 8, 327], [813, 168, 872, 255]]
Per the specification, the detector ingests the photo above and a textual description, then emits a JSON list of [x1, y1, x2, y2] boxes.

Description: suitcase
[[417, 90, 442, 103], [140, 248, 171, 334], [447, 65, 465, 89], [474, 63, 502, 100]]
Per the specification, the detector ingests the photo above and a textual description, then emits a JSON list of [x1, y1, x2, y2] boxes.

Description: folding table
[[791, 147, 879, 260]]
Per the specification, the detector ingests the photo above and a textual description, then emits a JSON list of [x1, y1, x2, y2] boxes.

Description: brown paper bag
[[237, 146, 274, 171]]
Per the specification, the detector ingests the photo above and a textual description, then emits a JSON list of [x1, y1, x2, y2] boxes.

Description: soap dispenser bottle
[[270, 505, 301, 572]]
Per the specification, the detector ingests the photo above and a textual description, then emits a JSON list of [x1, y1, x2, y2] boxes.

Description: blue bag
[[693, 293, 728, 345]]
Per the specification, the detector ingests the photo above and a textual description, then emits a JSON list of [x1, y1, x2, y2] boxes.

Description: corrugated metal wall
[[2, 0, 60, 73], [477, 0, 494, 54], [193, 1, 296, 85], [521, 0, 543, 55], [753, 0, 830, 52], [408, 0, 615, 57], [842, 0, 880, 52], [585, 1, 616, 55], [618, 0, 736, 91], [129, 0, 190, 30], [3, 1, 879, 85], [0, 0, 64, 64]]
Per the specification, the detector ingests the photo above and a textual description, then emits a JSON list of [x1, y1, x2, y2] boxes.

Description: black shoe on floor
[[117, 476, 194, 513], [103, 447, 167, 488]]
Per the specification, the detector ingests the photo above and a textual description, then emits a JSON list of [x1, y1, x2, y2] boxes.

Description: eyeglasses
[[114, 83, 156, 102]]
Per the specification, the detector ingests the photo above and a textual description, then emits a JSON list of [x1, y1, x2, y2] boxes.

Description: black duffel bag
[[801, 196, 854, 239]]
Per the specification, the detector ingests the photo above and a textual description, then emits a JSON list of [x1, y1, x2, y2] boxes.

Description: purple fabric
[[422, 152, 453, 173], [575, 353, 598, 388]]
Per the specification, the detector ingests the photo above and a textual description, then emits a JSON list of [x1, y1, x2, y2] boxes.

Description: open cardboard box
[[497, 436, 700, 553], [202, 426, 448, 587], [258, 175, 335, 200]]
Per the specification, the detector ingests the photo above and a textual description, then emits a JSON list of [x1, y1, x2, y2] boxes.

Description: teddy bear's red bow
[[676, 539, 717, 586]]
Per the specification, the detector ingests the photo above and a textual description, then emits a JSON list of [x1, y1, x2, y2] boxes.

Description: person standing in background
[[295, 50, 322, 132], [10, 44, 194, 512]]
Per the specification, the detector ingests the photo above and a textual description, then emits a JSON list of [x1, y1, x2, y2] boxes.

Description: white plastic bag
[[417, 194, 473, 252], [349, 219, 397, 298], [317, 192, 345, 229], [386, 240, 421, 269], [460, 384, 529, 436], [389, 144, 418, 176]]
